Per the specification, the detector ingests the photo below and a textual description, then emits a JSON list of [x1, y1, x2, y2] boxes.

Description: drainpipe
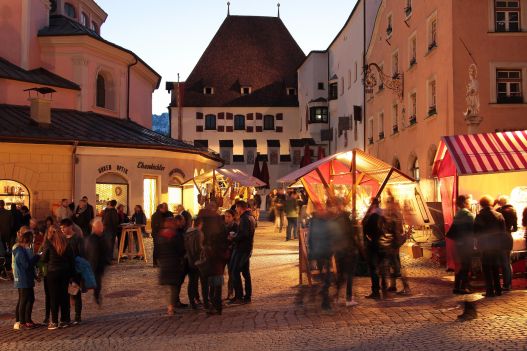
[[71, 140, 79, 201], [127, 57, 139, 120], [363, 0, 367, 151]]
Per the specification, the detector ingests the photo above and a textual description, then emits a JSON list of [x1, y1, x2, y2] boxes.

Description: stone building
[[166, 13, 312, 189]]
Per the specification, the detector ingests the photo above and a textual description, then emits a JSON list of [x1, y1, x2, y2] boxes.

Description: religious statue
[[464, 64, 480, 117]]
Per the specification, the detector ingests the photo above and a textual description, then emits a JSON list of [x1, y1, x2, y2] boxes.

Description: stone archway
[[0, 163, 42, 217]]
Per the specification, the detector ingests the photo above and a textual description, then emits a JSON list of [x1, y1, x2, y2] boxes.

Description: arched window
[[263, 115, 275, 130], [0, 179, 30, 209], [234, 115, 245, 130], [81, 12, 89, 26], [96, 74, 106, 108], [91, 21, 99, 34], [427, 144, 438, 177], [393, 157, 401, 170], [205, 114, 217, 130], [64, 3, 76, 18], [411, 158, 420, 181]]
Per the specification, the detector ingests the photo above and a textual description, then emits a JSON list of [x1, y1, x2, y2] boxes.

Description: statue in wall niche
[[464, 63, 480, 118]]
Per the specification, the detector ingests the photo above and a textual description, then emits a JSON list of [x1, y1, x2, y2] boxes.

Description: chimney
[[29, 97, 51, 126], [25, 87, 56, 127]]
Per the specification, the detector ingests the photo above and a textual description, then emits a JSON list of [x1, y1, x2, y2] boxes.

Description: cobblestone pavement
[[1, 221, 526, 351]]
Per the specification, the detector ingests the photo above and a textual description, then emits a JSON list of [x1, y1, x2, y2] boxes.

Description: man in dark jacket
[[61, 218, 84, 324], [81, 196, 95, 221], [229, 201, 256, 304], [496, 196, 518, 291], [362, 198, 385, 299], [85, 218, 109, 306], [151, 204, 167, 267], [102, 200, 119, 262], [0, 200, 13, 259], [474, 196, 507, 297], [73, 199, 92, 238]]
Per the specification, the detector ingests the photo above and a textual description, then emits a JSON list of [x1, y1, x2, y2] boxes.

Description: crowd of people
[[266, 188, 308, 241], [151, 200, 256, 316], [447, 194, 527, 298]]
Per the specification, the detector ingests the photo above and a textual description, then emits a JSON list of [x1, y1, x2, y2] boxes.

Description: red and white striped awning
[[433, 130, 527, 176]]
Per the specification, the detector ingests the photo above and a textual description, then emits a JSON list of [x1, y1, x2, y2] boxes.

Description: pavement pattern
[[0, 221, 526, 351]]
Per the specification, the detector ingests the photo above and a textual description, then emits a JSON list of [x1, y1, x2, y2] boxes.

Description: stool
[[117, 226, 147, 263]]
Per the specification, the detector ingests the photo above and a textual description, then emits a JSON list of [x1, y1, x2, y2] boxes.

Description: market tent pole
[[352, 149, 357, 220], [315, 167, 335, 202], [374, 168, 394, 199]]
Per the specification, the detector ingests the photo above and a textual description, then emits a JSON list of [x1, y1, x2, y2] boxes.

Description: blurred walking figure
[[229, 201, 256, 305], [384, 196, 410, 295], [332, 199, 360, 307], [61, 218, 84, 324], [362, 198, 385, 299], [73, 199, 92, 238], [102, 200, 119, 262], [224, 209, 238, 300], [446, 195, 475, 294], [474, 196, 506, 297], [54, 199, 73, 223], [41, 225, 75, 330], [85, 218, 109, 306], [273, 189, 286, 233], [285, 191, 300, 241], [184, 217, 206, 310], [496, 196, 517, 291], [308, 205, 336, 310], [158, 217, 187, 315]]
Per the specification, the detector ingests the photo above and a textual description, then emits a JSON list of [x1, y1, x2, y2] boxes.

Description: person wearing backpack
[[13, 230, 40, 330]]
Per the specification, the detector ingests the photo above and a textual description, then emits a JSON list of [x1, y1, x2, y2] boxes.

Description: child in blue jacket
[[13, 230, 40, 330]]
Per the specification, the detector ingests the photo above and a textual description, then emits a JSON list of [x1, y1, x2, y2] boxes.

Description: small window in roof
[[203, 87, 214, 95], [64, 3, 76, 18], [91, 21, 99, 34], [81, 12, 89, 26], [287, 87, 297, 96], [241, 86, 251, 95]]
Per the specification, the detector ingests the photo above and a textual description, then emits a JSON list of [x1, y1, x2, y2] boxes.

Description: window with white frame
[[379, 112, 385, 139], [409, 92, 417, 123], [428, 80, 437, 115], [409, 35, 417, 67], [387, 14, 393, 37], [411, 157, 420, 181], [428, 14, 438, 51], [81, 12, 88, 26], [495, 0, 521, 32], [392, 51, 399, 77], [392, 103, 399, 133], [241, 86, 252, 95], [378, 63, 385, 91], [368, 118, 374, 144], [405, 0, 413, 17], [496, 69, 523, 103], [203, 87, 214, 95]]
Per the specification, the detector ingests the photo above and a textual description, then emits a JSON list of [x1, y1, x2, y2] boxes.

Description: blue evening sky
[[96, 0, 358, 114]]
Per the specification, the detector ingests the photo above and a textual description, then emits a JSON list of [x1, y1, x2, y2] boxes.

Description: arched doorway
[[96, 173, 128, 216], [0, 180, 30, 208]]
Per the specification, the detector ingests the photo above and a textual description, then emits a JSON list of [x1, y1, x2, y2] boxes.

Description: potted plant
[[409, 115, 417, 125], [409, 57, 417, 67], [428, 105, 437, 116], [368, 137, 374, 145], [428, 41, 437, 52], [392, 125, 399, 134], [379, 131, 385, 140]]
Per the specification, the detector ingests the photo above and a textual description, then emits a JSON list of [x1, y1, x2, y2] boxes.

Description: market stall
[[278, 148, 434, 285], [186, 168, 266, 210], [432, 130, 527, 271]]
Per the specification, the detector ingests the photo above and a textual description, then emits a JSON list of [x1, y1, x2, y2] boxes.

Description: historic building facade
[[167, 14, 313, 189], [297, 0, 382, 154], [365, 0, 527, 201], [0, 0, 221, 218]]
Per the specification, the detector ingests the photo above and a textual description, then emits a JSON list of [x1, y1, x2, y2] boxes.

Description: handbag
[[68, 282, 80, 296]]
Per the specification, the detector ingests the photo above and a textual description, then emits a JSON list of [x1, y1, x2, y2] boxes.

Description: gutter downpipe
[[363, 0, 367, 151], [71, 140, 78, 202], [127, 57, 139, 120]]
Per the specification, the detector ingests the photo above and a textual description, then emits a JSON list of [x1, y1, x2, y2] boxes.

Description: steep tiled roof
[[0, 57, 80, 90], [0, 104, 221, 161], [174, 15, 305, 108], [38, 15, 161, 88]]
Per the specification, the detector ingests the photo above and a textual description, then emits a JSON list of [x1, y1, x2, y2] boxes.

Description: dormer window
[[241, 86, 252, 95], [203, 87, 214, 95], [287, 87, 297, 96], [64, 3, 76, 18], [91, 21, 99, 34]]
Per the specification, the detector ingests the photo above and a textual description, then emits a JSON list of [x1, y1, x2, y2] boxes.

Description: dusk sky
[[96, 0, 358, 114]]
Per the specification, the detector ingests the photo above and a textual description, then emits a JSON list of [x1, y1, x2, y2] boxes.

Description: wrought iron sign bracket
[[363, 63, 404, 101]]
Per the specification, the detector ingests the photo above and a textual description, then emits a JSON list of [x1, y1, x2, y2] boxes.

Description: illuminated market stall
[[432, 131, 527, 272], [186, 168, 266, 211], [278, 148, 434, 285]]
